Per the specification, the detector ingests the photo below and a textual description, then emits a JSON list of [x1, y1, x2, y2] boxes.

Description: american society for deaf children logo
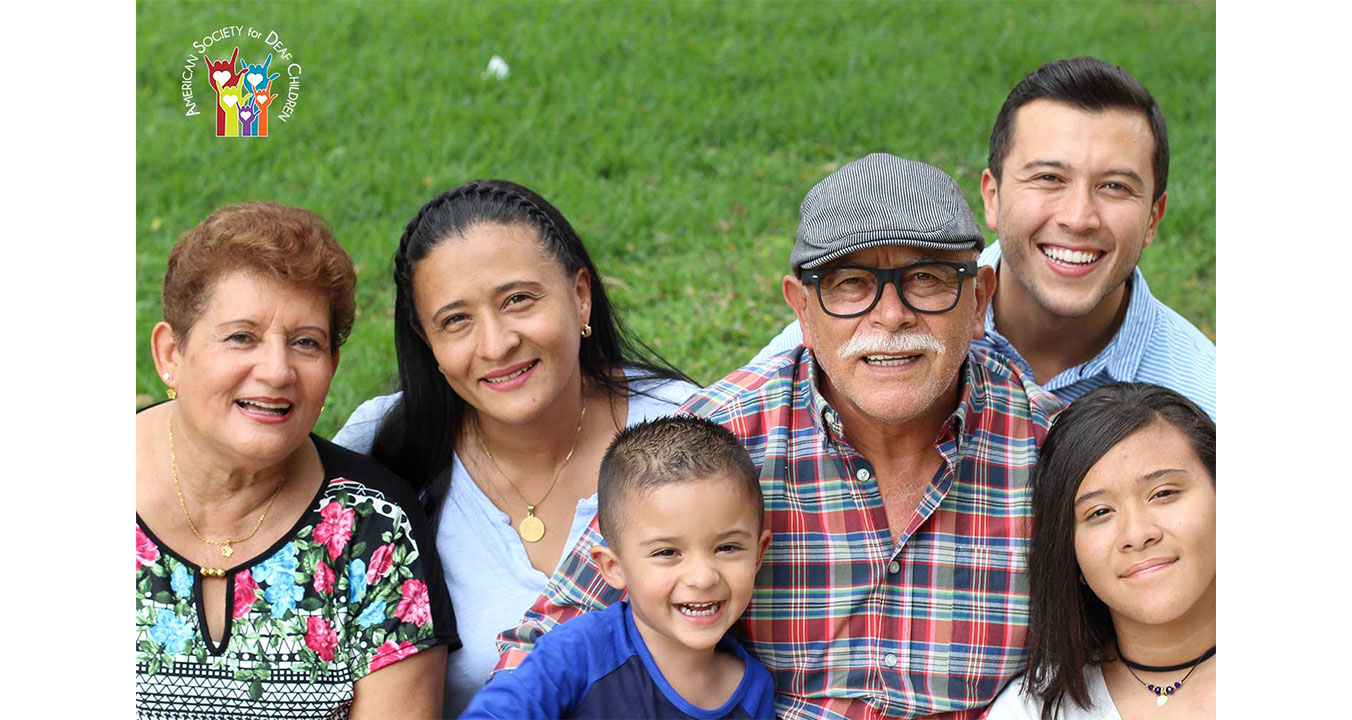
[[179, 25, 303, 138]]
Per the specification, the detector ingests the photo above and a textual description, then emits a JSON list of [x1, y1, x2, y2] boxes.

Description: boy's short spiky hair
[[597, 415, 761, 543]]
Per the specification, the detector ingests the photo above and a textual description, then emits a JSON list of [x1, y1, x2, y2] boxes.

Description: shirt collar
[[979, 242, 1155, 386]]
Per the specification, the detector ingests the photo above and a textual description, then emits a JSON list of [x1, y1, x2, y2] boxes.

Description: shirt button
[[883, 653, 897, 667], [887, 561, 901, 575], [856, 468, 870, 481]]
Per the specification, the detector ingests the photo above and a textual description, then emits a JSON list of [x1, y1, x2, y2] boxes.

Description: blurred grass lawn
[[136, 0, 1215, 438]]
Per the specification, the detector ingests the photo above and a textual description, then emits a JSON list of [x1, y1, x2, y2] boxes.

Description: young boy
[[460, 415, 776, 719]]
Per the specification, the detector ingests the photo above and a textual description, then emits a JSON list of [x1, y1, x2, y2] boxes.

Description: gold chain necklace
[[475, 400, 586, 543], [168, 409, 287, 572]]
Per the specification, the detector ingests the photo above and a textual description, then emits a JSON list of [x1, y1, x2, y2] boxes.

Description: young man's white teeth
[[1039, 245, 1101, 265]]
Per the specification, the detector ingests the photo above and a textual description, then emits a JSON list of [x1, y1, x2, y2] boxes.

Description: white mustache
[[837, 329, 945, 360]]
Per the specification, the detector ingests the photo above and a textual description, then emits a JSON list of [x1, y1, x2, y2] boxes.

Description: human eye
[[716, 543, 746, 554], [504, 292, 538, 309], [440, 313, 468, 331], [224, 331, 255, 345], [293, 336, 327, 352], [650, 548, 680, 559], [1150, 487, 1180, 502], [1081, 506, 1114, 523]]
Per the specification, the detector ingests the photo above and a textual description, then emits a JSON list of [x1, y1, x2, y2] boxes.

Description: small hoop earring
[[581, 324, 593, 338], [320, 404, 326, 414], [166, 387, 177, 400]]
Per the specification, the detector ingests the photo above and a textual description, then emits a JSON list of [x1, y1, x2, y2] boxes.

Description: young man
[[461, 417, 774, 719], [754, 57, 1216, 418], [495, 154, 1061, 719]]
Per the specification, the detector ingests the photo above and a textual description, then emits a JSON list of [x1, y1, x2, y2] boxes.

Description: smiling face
[[981, 99, 1167, 320], [1073, 420, 1216, 628], [594, 475, 771, 658], [161, 272, 336, 465], [784, 244, 993, 428], [411, 222, 591, 426]]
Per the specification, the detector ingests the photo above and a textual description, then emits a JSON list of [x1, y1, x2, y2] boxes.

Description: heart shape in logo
[[241, 109, 253, 121], [224, 95, 238, 107], [213, 70, 231, 86], [255, 93, 271, 107], [247, 72, 264, 89]]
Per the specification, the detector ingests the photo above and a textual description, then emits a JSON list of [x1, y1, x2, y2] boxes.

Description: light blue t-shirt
[[332, 371, 699, 717], [751, 244, 1215, 418]]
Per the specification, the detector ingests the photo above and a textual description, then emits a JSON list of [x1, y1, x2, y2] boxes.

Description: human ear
[[1143, 192, 1168, 250], [782, 275, 815, 352], [980, 169, 1001, 232], [573, 268, 593, 330], [754, 528, 772, 570], [970, 265, 997, 341], [150, 321, 183, 386], [591, 543, 628, 592]]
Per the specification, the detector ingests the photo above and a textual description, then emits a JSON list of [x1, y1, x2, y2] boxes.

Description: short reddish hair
[[161, 202, 356, 352]]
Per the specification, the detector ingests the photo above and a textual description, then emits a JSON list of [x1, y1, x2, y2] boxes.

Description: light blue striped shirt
[[751, 243, 1216, 418]]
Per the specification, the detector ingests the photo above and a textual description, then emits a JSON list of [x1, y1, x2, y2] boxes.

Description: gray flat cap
[[790, 153, 985, 274]]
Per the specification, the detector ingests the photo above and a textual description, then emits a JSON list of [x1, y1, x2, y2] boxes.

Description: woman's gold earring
[[581, 324, 593, 338], [166, 387, 177, 400], [320, 404, 326, 414]]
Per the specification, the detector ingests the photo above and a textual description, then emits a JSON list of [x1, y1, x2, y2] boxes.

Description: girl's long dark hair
[[1023, 382, 1214, 720], [370, 179, 692, 520]]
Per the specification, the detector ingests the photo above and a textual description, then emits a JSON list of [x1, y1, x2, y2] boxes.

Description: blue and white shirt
[[461, 601, 776, 719], [751, 244, 1215, 418]]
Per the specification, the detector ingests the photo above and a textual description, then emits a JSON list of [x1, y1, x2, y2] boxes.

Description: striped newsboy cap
[[790, 153, 984, 274]]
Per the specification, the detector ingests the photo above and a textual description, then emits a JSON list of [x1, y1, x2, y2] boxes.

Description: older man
[[495, 154, 1060, 719], [755, 57, 1216, 418]]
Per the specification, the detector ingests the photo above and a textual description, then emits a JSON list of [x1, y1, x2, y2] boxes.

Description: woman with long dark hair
[[987, 383, 1215, 719], [333, 179, 697, 714]]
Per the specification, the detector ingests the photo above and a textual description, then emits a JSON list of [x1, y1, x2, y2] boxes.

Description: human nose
[[1056, 184, 1102, 235], [1116, 505, 1162, 552], [475, 312, 520, 360], [681, 555, 721, 591], [868, 276, 917, 330], [256, 338, 298, 387]]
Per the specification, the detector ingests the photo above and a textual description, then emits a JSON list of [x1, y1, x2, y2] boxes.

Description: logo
[[179, 26, 303, 138]]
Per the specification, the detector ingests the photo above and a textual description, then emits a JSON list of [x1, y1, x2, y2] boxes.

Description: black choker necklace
[[1115, 640, 1216, 707]]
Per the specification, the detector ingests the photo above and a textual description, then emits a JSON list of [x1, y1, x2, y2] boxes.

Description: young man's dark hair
[[597, 415, 761, 543], [987, 56, 1170, 202]]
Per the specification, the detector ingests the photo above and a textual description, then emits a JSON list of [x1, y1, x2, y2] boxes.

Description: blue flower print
[[149, 610, 194, 654], [170, 564, 193, 599], [254, 542, 299, 586], [357, 599, 387, 628], [265, 578, 305, 619], [348, 558, 367, 603]]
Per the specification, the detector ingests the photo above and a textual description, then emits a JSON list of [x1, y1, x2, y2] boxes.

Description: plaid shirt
[[495, 348, 1061, 719]]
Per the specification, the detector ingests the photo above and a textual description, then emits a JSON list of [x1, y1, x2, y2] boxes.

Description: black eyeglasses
[[802, 261, 978, 318]]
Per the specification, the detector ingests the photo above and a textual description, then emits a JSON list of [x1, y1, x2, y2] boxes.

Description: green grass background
[[136, 0, 1216, 438]]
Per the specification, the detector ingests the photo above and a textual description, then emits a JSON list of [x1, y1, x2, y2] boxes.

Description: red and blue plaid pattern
[[496, 348, 1060, 719]]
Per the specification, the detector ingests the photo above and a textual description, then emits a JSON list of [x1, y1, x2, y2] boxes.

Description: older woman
[[986, 383, 1216, 719], [333, 179, 699, 715], [136, 203, 459, 718]]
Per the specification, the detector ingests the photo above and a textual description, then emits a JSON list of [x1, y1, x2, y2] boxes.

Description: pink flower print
[[366, 544, 395, 584], [314, 561, 335, 595], [304, 616, 339, 662], [313, 500, 356, 561], [233, 570, 261, 618], [136, 525, 160, 570], [395, 578, 432, 627], [369, 639, 418, 673]]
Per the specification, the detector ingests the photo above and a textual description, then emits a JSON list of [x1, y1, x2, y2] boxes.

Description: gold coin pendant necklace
[[476, 400, 586, 544], [168, 409, 287, 575]]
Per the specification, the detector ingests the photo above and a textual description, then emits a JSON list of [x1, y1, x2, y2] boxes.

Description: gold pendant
[[519, 507, 546, 543], [221, 543, 234, 558]]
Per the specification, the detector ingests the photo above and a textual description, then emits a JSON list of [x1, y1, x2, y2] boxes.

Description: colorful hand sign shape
[[218, 85, 250, 138], [242, 53, 282, 97], [204, 48, 246, 136], [252, 84, 275, 137]]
